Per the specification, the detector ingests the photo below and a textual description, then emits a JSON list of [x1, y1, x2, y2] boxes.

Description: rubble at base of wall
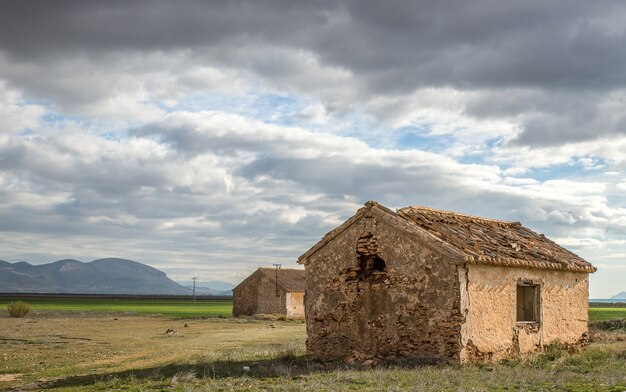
[[463, 331, 590, 362]]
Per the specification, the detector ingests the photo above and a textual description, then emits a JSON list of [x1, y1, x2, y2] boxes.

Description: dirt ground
[[0, 311, 306, 390]]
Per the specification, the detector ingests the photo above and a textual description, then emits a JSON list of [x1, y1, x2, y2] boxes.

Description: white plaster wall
[[460, 264, 589, 361], [286, 291, 305, 318]]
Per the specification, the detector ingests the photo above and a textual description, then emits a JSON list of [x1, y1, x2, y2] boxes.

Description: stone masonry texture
[[299, 202, 593, 363]]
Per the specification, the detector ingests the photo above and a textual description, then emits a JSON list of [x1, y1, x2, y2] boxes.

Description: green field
[[589, 307, 626, 321], [0, 298, 232, 318], [0, 299, 624, 321]]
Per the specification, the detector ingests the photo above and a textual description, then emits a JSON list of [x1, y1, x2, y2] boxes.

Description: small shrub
[[7, 301, 31, 318]]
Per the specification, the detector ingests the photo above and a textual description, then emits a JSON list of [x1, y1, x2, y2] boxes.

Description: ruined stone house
[[232, 267, 305, 318], [298, 201, 596, 363]]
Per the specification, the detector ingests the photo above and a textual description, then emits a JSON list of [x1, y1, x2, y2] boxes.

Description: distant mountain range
[[0, 258, 232, 296], [611, 291, 626, 299]]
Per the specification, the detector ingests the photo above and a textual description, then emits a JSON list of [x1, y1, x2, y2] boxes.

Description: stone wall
[[460, 264, 589, 361], [232, 272, 260, 317], [304, 208, 465, 362], [233, 270, 288, 316], [255, 273, 287, 314]]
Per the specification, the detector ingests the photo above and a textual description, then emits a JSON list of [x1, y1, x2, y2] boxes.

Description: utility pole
[[272, 263, 281, 297], [191, 277, 198, 302]]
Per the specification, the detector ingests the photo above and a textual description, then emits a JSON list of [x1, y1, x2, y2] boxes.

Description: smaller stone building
[[232, 267, 305, 318]]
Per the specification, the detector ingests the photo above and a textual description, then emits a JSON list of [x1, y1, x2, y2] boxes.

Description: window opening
[[516, 282, 539, 323]]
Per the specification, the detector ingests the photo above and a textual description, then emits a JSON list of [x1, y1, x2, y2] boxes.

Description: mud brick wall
[[304, 209, 465, 362], [460, 264, 589, 361]]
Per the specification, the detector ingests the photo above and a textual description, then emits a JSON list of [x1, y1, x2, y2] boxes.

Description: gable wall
[[232, 271, 260, 317], [460, 264, 589, 361], [254, 272, 288, 315], [304, 211, 465, 362]]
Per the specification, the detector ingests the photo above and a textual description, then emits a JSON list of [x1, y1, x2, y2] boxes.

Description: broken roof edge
[[397, 206, 596, 274], [398, 205, 520, 227], [299, 200, 597, 274], [528, 228, 597, 273], [298, 200, 468, 265], [398, 206, 597, 273]]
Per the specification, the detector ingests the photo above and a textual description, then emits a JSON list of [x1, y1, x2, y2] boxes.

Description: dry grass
[[1, 311, 625, 391], [0, 310, 305, 390]]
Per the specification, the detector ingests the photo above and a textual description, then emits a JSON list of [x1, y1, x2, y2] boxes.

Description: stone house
[[232, 267, 305, 318], [298, 201, 596, 363]]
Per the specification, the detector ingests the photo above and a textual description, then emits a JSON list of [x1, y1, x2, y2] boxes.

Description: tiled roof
[[299, 201, 596, 273], [397, 205, 596, 273], [259, 267, 305, 292]]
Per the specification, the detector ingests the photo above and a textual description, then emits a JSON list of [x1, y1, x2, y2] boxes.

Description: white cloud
[[298, 103, 328, 124], [0, 82, 46, 134]]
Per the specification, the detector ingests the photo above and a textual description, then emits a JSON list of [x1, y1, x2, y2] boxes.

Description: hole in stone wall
[[358, 254, 368, 272], [372, 256, 386, 272], [355, 232, 386, 278]]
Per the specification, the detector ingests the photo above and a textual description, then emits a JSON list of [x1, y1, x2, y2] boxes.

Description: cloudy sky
[[1, 1, 625, 297]]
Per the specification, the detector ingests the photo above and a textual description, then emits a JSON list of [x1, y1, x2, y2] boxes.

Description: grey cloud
[[464, 89, 626, 145], [0, 137, 168, 195], [0, 1, 330, 57], [1, 0, 622, 92], [12, 3, 625, 83], [2, 1, 626, 146]]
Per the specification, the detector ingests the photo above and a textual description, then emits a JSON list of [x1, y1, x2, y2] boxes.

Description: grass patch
[[0, 298, 232, 318], [589, 308, 626, 321], [46, 347, 626, 392]]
